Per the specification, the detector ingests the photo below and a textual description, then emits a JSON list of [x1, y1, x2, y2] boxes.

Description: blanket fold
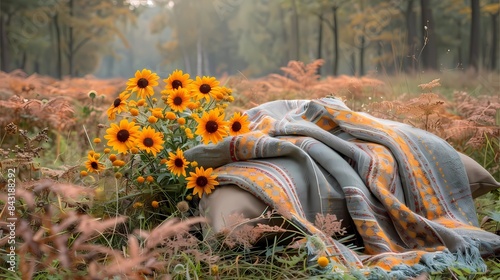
[[185, 98, 500, 277]]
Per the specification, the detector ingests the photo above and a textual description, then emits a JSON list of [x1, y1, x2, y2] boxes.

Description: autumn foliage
[[0, 62, 499, 278], [228, 59, 386, 109]]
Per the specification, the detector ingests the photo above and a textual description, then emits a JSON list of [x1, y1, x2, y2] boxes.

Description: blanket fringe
[[310, 238, 488, 279], [365, 242, 487, 279]]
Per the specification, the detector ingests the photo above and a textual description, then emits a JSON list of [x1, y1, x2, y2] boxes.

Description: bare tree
[[469, 0, 481, 72], [420, 0, 438, 70]]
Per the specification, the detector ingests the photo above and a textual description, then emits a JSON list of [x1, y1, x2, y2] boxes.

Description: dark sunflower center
[[199, 84, 211, 94], [173, 96, 183, 105], [231, 121, 242, 132], [137, 78, 149, 88], [117, 129, 130, 142], [174, 158, 184, 167], [172, 80, 182, 89], [91, 161, 98, 169], [196, 176, 208, 187], [113, 98, 122, 108], [143, 137, 154, 147], [205, 120, 218, 133]]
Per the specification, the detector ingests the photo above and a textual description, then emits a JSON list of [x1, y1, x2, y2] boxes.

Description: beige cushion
[[459, 152, 500, 198], [200, 185, 269, 234]]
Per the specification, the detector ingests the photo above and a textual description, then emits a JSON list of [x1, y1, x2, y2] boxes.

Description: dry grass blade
[[128, 235, 141, 259], [21, 178, 94, 205], [76, 215, 128, 241], [137, 217, 205, 249]]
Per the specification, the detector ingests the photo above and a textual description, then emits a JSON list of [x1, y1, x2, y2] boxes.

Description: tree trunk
[[420, 0, 438, 70], [359, 34, 365, 76], [481, 25, 488, 69], [53, 14, 62, 79], [490, 13, 498, 70], [105, 55, 114, 78], [350, 51, 356, 75], [468, 0, 480, 72], [203, 47, 210, 75], [20, 51, 27, 71], [376, 43, 383, 73], [290, 0, 300, 60], [0, 14, 10, 72], [358, 0, 365, 76], [457, 19, 463, 69], [279, 7, 289, 64], [68, 0, 74, 77], [34, 59, 40, 74], [405, 0, 418, 73], [196, 36, 202, 76], [317, 14, 323, 75], [182, 51, 191, 75], [332, 6, 339, 76]]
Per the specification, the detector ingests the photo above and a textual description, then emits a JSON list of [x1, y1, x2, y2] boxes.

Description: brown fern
[[0, 95, 75, 131], [447, 91, 500, 148], [314, 213, 346, 238], [231, 60, 387, 109], [0, 179, 208, 279], [369, 92, 452, 137]]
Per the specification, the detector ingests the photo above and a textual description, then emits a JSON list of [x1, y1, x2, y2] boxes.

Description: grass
[[0, 66, 499, 279]]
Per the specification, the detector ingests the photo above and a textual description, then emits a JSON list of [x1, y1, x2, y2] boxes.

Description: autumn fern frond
[[231, 60, 387, 109]]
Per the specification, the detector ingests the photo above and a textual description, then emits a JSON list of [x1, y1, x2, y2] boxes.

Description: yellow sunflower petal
[[228, 112, 251, 136], [104, 119, 140, 154], [85, 154, 105, 173], [166, 88, 191, 112], [195, 109, 228, 145], [186, 167, 219, 198], [166, 148, 190, 177], [164, 69, 193, 90], [126, 69, 160, 99], [189, 76, 221, 102], [136, 126, 164, 156]]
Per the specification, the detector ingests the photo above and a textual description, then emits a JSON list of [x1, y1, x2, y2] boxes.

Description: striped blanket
[[186, 98, 500, 278]]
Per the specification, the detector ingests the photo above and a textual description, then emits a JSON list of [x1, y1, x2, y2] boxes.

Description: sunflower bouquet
[[83, 68, 250, 218]]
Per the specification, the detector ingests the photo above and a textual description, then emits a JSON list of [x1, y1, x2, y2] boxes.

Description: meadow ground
[[0, 64, 499, 279]]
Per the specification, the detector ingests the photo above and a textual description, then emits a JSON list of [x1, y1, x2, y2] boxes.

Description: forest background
[[1, 0, 500, 279], [1, 0, 498, 79]]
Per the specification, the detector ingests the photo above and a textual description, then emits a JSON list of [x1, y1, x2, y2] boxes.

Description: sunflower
[[190, 76, 221, 102], [166, 88, 191, 112], [107, 91, 130, 120], [164, 69, 192, 90], [195, 108, 228, 145], [85, 154, 105, 173], [126, 69, 160, 99], [186, 167, 219, 198], [136, 126, 164, 156], [104, 119, 140, 154], [166, 148, 190, 177], [228, 112, 251, 136]]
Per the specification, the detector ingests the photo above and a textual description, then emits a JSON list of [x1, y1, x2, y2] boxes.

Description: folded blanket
[[185, 98, 500, 278]]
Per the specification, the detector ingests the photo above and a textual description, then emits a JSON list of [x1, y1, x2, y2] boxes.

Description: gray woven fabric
[[186, 98, 500, 277]]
